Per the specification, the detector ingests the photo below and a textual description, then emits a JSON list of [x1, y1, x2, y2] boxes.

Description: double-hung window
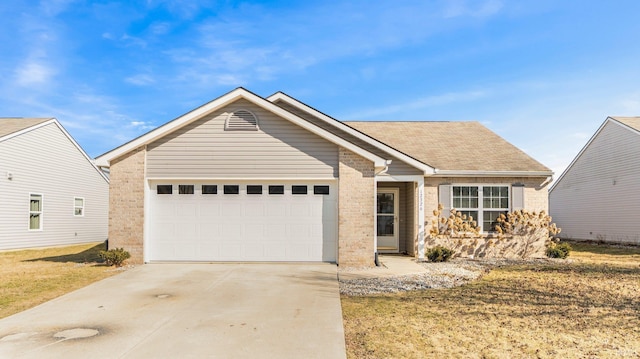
[[29, 194, 43, 230], [452, 185, 509, 232], [74, 197, 85, 216]]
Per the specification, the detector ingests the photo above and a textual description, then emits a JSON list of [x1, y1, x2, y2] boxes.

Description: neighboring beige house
[[550, 116, 640, 245], [0, 118, 109, 250], [95, 88, 552, 266]]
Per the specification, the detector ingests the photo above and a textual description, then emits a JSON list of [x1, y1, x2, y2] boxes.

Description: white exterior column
[[417, 176, 425, 259]]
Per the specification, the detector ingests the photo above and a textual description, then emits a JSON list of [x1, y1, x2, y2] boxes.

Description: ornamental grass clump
[[494, 210, 561, 259], [429, 203, 481, 239]]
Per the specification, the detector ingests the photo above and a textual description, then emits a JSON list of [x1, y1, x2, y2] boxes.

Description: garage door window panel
[[269, 185, 284, 195], [157, 185, 173, 194], [202, 185, 217, 194], [292, 185, 308, 195], [314, 185, 330, 195], [224, 185, 239, 194], [179, 185, 194, 194], [247, 185, 263, 194]]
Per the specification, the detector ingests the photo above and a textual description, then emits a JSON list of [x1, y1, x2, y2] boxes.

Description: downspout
[[375, 159, 392, 175], [540, 176, 553, 188]]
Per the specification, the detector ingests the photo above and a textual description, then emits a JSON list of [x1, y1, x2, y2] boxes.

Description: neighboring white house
[[0, 118, 109, 250], [550, 116, 640, 245]]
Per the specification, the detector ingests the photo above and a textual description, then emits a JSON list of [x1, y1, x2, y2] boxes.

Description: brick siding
[[338, 148, 375, 268], [108, 146, 145, 264]]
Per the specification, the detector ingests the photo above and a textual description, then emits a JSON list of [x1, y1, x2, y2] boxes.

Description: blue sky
[[2, 1, 640, 178]]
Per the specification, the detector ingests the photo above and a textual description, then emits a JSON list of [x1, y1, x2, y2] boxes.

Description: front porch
[[376, 177, 425, 259]]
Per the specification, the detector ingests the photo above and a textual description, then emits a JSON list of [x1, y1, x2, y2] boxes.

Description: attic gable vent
[[225, 109, 259, 131]]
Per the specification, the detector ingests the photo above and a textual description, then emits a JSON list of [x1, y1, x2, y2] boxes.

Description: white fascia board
[[434, 170, 553, 178], [267, 92, 435, 175], [549, 117, 612, 192], [96, 88, 386, 168]]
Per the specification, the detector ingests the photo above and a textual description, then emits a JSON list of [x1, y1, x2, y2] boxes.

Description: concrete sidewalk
[[338, 255, 426, 280], [0, 263, 346, 359]]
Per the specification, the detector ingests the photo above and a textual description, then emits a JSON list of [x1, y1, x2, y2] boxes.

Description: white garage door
[[147, 181, 337, 262]]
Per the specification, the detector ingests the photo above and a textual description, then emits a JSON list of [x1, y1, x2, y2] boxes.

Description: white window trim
[[29, 193, 44, 231], [74, 197, 85, 217], [450, 184, 511, 233]]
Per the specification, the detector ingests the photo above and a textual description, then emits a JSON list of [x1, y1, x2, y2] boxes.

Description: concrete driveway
[[0, 263, 346, 359]]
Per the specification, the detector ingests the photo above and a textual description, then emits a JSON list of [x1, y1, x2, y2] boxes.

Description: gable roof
[[550, 116, 640, 192], [0, 117, 109, 183], [267, 92, 435, 174], [95, 87, 390, 169], [345, 121, 552, 176], [0, 118, 52, 139]]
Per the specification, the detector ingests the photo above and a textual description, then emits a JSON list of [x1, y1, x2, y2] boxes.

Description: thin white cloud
[[14, 60, 56, 86], [125, 74, 156, 86], [443, 0, 504, 18], [343, 90, 488, 119]]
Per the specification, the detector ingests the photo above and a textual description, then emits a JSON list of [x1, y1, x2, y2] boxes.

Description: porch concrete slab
[[338, 255, 426, 280], [0, 263, 346, 359]]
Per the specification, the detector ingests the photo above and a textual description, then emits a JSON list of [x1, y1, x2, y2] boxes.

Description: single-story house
[[95, 88, 552, 266], [0, 118, 109, 250], [550, 116, 640, 245]]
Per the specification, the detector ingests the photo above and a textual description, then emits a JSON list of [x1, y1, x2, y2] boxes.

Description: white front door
[[377, 188, 399, 253]]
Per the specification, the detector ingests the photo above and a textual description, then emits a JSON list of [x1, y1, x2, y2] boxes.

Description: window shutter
[[511, 184, 525, 211], [438, 184, 451, 216]]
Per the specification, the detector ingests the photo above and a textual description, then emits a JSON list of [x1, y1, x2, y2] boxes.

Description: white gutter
[[375, 160, 392, 175]]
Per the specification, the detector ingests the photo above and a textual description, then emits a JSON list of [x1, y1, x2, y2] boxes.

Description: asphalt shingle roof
[[611, 116, 640, 132], [0, 118, 51, 139], [344, 121, 551, 172]]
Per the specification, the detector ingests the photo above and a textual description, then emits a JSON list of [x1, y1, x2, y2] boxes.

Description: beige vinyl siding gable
[[550, 120, 640, 244], [273, 99, 422, 176], [0, 122, 109, 250], [147, 99, 339, 179]]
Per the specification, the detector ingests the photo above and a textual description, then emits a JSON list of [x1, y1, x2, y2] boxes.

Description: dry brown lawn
[[0, 242, 121, 319], [341, 242, 640, 358]]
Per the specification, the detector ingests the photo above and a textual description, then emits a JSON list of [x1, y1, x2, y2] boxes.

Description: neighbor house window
[[452, 185, 509, 232], [74, 197, 85, 216], [29, 194, 43, 230]]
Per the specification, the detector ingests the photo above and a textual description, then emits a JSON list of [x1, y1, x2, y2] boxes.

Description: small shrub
[[546, 242, 572, 259], [98, 248, 131, 267], [426, 246, 455, 262]]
